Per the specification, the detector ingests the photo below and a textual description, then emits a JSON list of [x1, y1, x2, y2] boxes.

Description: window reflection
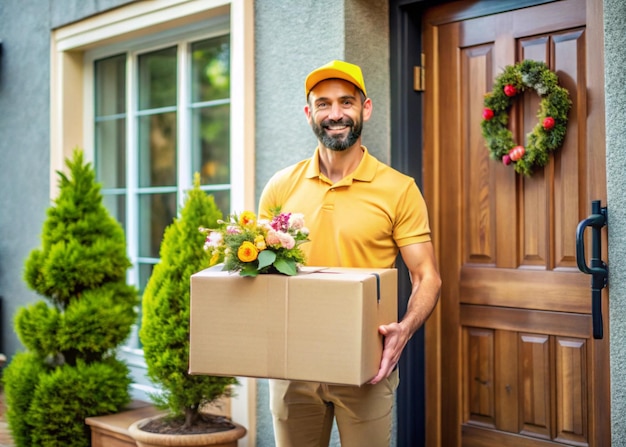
[[138, 47, 177, 109], [191, 36, 231, 188], [138, 112, 177, 187], [95, 54, 126, 191], [138, 192, 177, 259]]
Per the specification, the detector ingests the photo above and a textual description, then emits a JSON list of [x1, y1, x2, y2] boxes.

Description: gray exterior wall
[[604, 0, 626, 443], [0, 0, 135, 365]]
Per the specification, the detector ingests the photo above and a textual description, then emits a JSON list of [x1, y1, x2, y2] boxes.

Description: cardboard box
[[189, 266, 398, 386]]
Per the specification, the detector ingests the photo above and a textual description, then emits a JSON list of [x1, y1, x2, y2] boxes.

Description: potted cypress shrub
[[2, 150, 138, 447], [128, 174, 245, 447]]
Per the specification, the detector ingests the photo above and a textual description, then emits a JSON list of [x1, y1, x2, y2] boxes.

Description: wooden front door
[[422, 1, 609, 446]]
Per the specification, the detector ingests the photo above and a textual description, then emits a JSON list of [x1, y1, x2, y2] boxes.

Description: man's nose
[[328, 102, 344, 121]]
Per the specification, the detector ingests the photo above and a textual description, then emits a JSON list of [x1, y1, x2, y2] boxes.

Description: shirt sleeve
[[393, 179, 432, 247]]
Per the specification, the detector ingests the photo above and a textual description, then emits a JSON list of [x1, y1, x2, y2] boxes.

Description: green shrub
[[2, 150, 138, 447], [140, 173, 238, 430]]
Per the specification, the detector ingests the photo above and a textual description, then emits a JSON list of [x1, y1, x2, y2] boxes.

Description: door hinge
[[413, 53, 425, 92]]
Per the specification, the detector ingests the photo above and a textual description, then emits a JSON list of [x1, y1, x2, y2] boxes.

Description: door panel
[[423, 1, 608, 446]]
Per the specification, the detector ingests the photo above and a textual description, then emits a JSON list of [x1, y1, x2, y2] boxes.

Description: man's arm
[[369, 241, 441, 385]]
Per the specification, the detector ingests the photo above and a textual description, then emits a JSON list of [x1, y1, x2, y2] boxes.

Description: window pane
[[95, 54, 127, 189], [138, 112, 177, 187], [207, 190, 230, 217], [95, 119, 126, 188], [192, 104, 230, 185], [191, 35, 230, 102], [138, 263, 155, 295], [102, 194, 126, 230], [138, 192, 177, 258], [95, 54, 126, 116], [138, 46, 177, 110]]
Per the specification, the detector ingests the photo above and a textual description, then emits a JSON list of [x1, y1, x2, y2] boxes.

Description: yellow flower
[[239, 211, 257, 228], [254, 235, 266, 251], [209, 252, 221, 266], [237, 241, 258, 262]]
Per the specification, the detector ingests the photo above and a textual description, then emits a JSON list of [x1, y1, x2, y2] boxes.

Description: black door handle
[[575, 200, 608, 339]]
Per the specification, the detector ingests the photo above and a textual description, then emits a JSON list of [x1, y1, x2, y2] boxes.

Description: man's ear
[[362, 97, 373, 122], [304, 104, 312, 123]]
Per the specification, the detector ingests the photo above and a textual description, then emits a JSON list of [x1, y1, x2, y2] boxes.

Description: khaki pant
[[269, 369, 399, 447]]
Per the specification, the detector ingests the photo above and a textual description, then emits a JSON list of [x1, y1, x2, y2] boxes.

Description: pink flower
[[278, 231, 295, 249], [226, 225, 241, 235], [265, 230, 281, 246], [270, 212, 291, 232]]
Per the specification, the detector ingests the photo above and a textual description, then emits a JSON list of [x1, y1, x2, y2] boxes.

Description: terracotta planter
[[128, 414, 247, 447]]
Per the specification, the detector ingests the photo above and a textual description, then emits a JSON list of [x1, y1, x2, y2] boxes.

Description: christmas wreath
[[481, 60, 571, 176]]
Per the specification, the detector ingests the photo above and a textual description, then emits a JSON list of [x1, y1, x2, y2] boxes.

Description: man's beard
[[311, 115, 363, 151]]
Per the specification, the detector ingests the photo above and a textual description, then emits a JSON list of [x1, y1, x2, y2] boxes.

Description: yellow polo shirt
[[258, 146, 431, 269]]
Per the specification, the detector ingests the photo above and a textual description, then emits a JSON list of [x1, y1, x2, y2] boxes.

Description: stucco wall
[[0, 0, 131, 361], [0, 0, 49, 359], [604, 0, 626, 443]]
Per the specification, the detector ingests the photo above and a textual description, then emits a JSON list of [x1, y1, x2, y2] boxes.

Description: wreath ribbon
[[481, 60, 572, 176]]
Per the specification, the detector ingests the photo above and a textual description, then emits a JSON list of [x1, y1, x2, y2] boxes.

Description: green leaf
[[274, 258, 297, 276], [257, 250, 276, 270], [240, 265, 259, 277]]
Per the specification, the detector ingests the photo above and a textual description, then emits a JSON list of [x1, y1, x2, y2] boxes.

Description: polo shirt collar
[[305, 146, 377, 182]]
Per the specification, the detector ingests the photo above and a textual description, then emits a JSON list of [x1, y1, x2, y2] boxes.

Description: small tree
[[2, 150, 138, 447], [140, 173, 237, 430]]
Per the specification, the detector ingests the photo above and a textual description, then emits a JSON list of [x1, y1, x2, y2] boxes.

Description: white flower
[[288, 213, 305, 230], [205, 231, 223, 248]]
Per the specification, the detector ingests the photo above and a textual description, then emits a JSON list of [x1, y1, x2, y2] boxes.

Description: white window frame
[[50, 1, 256, 444]]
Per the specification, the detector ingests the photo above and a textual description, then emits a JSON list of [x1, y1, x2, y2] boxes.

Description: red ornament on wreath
[[503, 84, 517, 97], [543, 116, 555, 130], [480, 60, 572, 176], [509, 145, 526, 161]]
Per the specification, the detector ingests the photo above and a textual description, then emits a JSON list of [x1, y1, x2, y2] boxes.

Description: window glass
[[95, 54, 126, 116], [138, 192, 177, 259], [138, 46, 177, 109], [190, 36, 231, 188], [192, 104, 230, 186], [95, 54, 126, 190], [138, 112, 177, 187], [102, 194, 127, 234], [191, 35, 230, 102]]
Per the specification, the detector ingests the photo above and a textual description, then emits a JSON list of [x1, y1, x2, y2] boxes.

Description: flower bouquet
[[201, 209, 310, 277]]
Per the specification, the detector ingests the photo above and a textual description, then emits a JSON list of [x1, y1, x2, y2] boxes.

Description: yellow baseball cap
[[304, 60, 367, 98]]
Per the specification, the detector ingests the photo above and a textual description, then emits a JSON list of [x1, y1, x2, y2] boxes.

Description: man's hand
[[368, 241, 442, 386], [369, 322, 410, 385]]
